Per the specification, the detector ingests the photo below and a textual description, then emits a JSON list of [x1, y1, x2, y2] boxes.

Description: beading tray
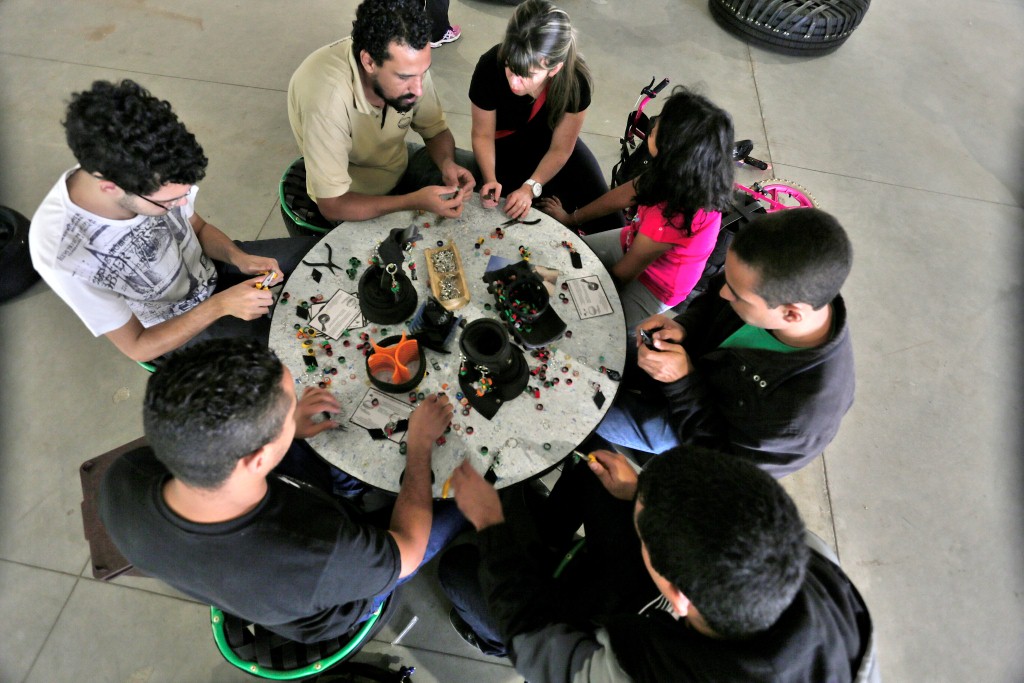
[[423, 242, 471, 311]]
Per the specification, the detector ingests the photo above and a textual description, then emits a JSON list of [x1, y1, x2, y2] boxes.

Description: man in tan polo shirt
[[288, 0, 478, 223]]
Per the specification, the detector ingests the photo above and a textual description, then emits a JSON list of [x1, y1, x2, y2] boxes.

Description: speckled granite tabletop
[[269, 199, 626, 495]]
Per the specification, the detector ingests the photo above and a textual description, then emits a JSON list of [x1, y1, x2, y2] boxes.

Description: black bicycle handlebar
[[642, 77, 670, 98]]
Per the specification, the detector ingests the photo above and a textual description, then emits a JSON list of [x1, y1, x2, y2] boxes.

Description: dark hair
[[351, 0, 431, 66], [634, 86, 735, 235], [143, 339, 290, 490], [636, 447, 809, 638], [63, 80, 207, 196], [730, 208, 853, 309], [499, 0, 592, 129]]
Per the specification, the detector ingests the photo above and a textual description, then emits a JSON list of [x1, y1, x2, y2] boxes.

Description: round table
[[269, 198, 626, 495]]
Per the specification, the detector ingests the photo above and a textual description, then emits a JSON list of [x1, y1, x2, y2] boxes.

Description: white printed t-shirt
[[29, 167, 217, 336]]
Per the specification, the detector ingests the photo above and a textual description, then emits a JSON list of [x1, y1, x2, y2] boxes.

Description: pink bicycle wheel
[[754, 179, 818, 212]]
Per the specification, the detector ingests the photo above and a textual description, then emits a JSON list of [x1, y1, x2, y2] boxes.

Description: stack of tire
[[0, 206, 40, 303], [709, 0, 871, 56]]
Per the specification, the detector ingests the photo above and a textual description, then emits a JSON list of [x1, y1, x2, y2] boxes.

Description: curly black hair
[[143, 339, 290, 490], [634, 86, 734, 236], [63, 79, 208, 196], [351, 0, 431, 66], [636, 446, 809, 638]]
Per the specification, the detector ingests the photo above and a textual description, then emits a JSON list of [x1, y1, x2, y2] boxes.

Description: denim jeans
[[595, 389, 681, 456], [364, 500, 469, 619], [436, 483, 556, 657], [272, 440, 470, 623], [594, 342, 682, 456], [437, 464, 657, 656]]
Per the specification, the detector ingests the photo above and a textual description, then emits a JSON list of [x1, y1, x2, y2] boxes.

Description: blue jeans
[[436, 463, 657, 656], [365, 500, 469, 618], [436, 544, 508, 655], [594, 343, 682, 455], [436, 483, 557, 657], [273, 441, 470, 622], [595, 390, 681, 455]]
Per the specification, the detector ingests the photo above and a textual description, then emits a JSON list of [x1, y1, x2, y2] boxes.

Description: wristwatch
[[524, 179, 543, 198]]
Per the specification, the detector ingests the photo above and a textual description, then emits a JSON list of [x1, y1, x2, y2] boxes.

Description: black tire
[[709, 0, 871, 57]]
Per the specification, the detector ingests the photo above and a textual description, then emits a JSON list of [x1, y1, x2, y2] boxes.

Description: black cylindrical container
[[459, 318, 529, 401]]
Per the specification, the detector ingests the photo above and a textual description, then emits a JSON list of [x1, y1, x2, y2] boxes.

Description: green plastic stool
[[553, 537, 586, 579], [211, 593, 391, 680], [279, 158, 335, 237]]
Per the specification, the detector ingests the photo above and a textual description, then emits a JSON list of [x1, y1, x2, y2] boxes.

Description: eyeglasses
[[136, 190, 191, 210]]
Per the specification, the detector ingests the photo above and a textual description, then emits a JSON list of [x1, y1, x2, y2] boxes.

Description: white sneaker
[[430, 25, 462, 48]]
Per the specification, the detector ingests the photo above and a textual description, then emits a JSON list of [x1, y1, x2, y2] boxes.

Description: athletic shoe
[[449, 608, 482, 651], [430, 25, 462, 48], [448, 608, 508, 657]]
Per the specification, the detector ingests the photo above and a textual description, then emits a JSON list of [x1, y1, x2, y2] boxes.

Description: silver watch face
[[528, 180, 542, 197]]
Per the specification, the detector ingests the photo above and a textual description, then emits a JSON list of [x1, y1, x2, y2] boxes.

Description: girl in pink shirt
[[539, 87, 734, 329]]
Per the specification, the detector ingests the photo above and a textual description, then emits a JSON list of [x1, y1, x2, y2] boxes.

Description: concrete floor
[[1, 0, 1022, 681]]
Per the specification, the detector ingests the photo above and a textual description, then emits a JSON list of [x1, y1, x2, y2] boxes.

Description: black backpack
[[0, 206, 41, 302]]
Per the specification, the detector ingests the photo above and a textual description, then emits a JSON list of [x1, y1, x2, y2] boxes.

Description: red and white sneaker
[[430, 25, 462, 48]]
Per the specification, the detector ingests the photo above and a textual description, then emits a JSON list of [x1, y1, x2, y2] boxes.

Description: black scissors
[[302, 243, 344, 276]]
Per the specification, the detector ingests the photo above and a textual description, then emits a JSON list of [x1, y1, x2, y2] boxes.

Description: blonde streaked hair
[[498, 0, 593, 129]]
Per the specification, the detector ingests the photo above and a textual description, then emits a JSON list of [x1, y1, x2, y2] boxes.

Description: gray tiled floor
[[1, 1, 1022, 681]]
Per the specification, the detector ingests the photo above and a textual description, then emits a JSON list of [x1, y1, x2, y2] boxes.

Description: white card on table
[[566, 276, 614, 319]]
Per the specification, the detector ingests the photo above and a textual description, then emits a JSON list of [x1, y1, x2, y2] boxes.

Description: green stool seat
[[211, 593, 392, 680], [279, 158, 335, 237], [553, 537, 586, 579]]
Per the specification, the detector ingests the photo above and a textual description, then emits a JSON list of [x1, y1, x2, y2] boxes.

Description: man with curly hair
[[30, 79, 315, 363], [288, 0, 478, 223]]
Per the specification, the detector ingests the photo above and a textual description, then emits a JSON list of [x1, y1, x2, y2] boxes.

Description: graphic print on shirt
[[55, 208, 217, 327]]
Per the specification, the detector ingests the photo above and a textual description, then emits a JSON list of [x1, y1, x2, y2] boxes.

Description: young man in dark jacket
[[440, 447, 878, 683], [596, 208, 855, 476]]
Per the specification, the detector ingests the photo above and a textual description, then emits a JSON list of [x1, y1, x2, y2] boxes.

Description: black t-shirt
[[469, 44, 591, 137], [99, 447, 400, 644]]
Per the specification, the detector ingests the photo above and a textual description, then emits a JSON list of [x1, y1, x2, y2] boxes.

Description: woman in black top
[[470, 0, 621, 232]]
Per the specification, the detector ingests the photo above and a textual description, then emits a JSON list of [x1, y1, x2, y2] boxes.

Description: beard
[[372, 78, 417, 113]]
